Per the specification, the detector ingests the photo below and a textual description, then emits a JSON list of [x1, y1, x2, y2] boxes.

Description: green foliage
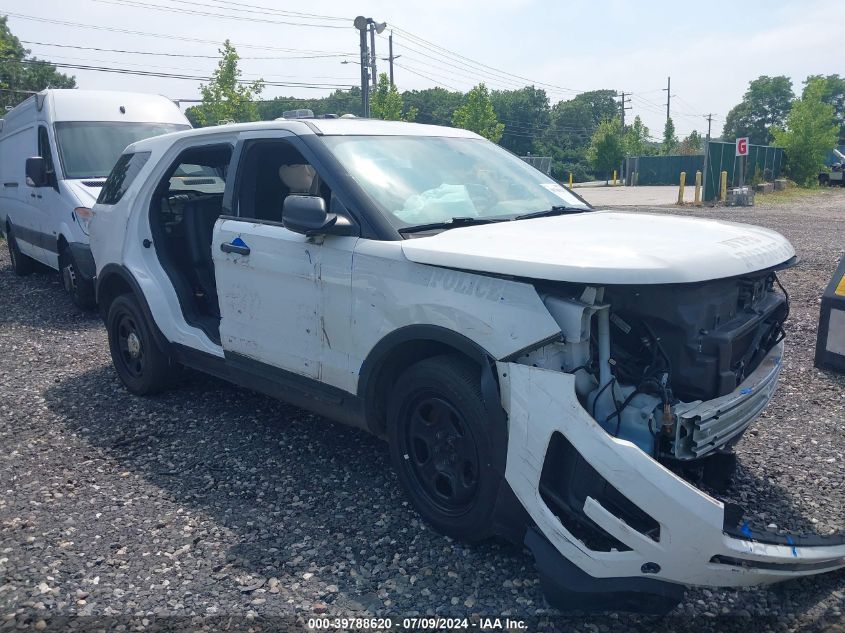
[[586, 117, 624, 180], [402, 87, 463, 126], [803, 74, 845, 141], [490, 86, 550, 156], [255, 88, 362, 120], [370, 73, 416, 121], [187, 40, 264, 127], [678, 130, 703, 155], [623, 115, 651, 156], [0, 15, 76, 110], [662, 117, 678, 154], [452, 83, 504, 142], [722, 75, 794, 145], [771, 78, 839, 186]]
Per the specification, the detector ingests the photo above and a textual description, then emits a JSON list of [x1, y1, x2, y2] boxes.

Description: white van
[[0, 89, 190, 308]]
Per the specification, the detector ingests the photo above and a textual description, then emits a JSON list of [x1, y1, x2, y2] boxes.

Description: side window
[[98, 152, 151, 205], [37, 126, 55, 176], [236, 140, 332, 223]]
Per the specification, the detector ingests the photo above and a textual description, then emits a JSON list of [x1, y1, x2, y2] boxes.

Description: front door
[[212, 136, 349, 380]]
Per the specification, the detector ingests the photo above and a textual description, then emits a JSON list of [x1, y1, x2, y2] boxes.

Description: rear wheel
[[6, 226, 35, 276], [387, 355, 504, 541], [107, 293, 172, 395], [60, 245, 96, 311]]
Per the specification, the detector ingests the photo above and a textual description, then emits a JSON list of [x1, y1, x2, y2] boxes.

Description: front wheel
[[106, 294, 172, 395], [387, 355, 505, 541], [60, 245, 96, 311]]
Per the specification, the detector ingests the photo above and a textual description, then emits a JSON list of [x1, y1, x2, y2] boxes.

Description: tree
[[452, 83, 504, 142], [722, 75, 794, 145], [0, 15, 76, 110], [586, 117, 624, 182], [402, 87, 463, 126], [678, 130, 703, 155], [370, 73, 416, 121], [187, 40, 264, 127], [803, 74, 845, 142], [623, 115, 651, 156], [490, 86, 550, 156], [771, 78, 839, 186], [662, 117, 678, 154]]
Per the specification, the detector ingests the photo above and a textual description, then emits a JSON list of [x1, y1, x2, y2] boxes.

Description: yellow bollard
[[612, 170, 617, 186], [568, 172, 573, 188], [694, 170, 702, 206], [677, 171, 686, 204], [720, 171, 728, 202]]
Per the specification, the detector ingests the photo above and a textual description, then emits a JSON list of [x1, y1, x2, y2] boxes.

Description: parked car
[[0, 89, 190, 308], [88, 118, 845, 612]]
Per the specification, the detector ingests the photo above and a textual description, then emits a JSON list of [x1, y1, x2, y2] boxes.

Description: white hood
[[401, 211, 796, 284], [62, 179, 102, 208]]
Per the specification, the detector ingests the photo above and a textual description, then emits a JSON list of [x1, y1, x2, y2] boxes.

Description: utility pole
[[705, 113, 713, 141], [662, 76, 671, 121], [386, 31, 397, 85], [354, 17, 370, 117], [369, 23, 378, 89], [702, 113, 713, 204], [618, 91, 632, 129]]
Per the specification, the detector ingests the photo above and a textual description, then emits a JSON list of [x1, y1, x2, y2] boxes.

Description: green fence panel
[[702, 141, 784, 201], [632, 154, 704, 185]]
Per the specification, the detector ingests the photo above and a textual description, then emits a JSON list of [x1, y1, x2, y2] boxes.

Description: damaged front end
[[500, 273, 845, 612]]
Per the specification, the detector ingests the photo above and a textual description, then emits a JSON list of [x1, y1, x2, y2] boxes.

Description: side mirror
[[25, 157, 47, 187], [282, 195, 337, 236]]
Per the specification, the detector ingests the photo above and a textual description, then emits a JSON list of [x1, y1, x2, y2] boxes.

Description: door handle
[[220, 241, 250, 256]]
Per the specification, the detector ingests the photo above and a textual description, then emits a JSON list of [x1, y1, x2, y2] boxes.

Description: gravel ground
[[1, 189, 844, 632]]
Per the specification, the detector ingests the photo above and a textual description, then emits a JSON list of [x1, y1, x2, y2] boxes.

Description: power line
[[3, 12, 352, 53], [20, 40, 354, 60], [202, 0, 350, 22], [392, 62, 460, 92], [390, 26, 582, 95], [89, 0, 352, 29], [11, 58, 358, 89]]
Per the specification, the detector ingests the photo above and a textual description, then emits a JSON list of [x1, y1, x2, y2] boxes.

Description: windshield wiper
[[398, 216, 505, 235], [514, 205, 588, 221]]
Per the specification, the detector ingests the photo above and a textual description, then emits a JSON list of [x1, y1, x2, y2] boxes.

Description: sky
[[1, 0, 840, 140]]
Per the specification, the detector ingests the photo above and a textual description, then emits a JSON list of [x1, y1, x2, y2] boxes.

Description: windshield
[[55, 121, 190, 179], [321, 135, 589, 229]]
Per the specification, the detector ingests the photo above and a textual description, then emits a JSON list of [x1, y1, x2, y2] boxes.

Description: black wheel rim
[[401, 395, 480, 516], [116, 313, 145, 379]]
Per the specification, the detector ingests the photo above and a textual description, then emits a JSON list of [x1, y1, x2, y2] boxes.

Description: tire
[[60, 245, 96, 311], [6, 226, 35, 276], [387, 354, 504, 541], [106, 293, 172, 395]]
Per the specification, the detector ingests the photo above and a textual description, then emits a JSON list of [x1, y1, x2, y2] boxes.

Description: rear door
[[212, 133, 349, 381]]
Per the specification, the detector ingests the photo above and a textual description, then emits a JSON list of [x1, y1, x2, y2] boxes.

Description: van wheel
[[6, 227, 34, 276], [387, 355, 503, 541], [60, 245, 96, 311], [106, 294, 171, 395]]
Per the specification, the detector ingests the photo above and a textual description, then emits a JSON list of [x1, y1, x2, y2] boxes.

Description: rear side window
[[98, 152, 151, 205]]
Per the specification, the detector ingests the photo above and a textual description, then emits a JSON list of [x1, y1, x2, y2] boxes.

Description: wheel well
[[364, 339, 481, 437], [97, 273, 133, 320]]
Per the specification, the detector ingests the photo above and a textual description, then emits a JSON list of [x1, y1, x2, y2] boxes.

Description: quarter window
[[98, 152, 151, 205]]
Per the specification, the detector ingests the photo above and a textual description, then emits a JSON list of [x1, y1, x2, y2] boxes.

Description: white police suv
[[89, 118, 845, 612]]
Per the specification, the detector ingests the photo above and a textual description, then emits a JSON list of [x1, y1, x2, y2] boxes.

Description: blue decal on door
[[231, 236, 248, 248]]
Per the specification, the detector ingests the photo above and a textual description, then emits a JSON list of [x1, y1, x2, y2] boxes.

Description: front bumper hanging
[[497, 344, 845, 611]]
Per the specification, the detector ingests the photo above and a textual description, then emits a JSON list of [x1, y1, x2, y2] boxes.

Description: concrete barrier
[[755, 183, 774, 193], [774, 179, 788, 191]]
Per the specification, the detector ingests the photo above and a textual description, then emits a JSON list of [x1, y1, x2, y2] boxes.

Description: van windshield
[[321, 135, 589, 229], [55, 121, 190, 179]]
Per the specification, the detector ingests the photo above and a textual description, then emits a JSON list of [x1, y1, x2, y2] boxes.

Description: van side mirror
[[25, 157, 47, 187], [282, 195, 337, 236]]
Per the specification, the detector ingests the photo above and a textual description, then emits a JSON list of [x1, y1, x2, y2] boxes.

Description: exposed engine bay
[[521, 268, 789, 465]]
